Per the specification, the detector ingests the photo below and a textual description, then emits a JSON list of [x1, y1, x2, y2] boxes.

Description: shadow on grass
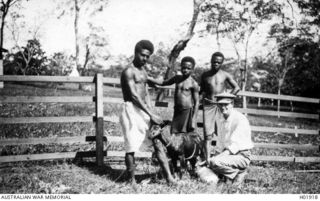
[[72, 158, 159, 184]]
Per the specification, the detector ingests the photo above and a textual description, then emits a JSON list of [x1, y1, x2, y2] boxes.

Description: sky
[[4, 0, 289, 67]]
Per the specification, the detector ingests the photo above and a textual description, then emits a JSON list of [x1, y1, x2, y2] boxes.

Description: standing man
[[200, 52, 240, 165], [120, 40, 175, 186], [207, 92, 254, 185]]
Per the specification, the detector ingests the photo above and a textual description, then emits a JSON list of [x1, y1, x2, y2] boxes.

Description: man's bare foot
[[166, 178, 178, 186], [127, 179, 138, 191]]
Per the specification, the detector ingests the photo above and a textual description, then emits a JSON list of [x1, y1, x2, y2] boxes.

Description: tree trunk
[[0, 3, 8, 89], [156, 0, 204, 101], [242, 29, 254, 110], [0, 10, 3, 88], [74, 0, 80, 76], [277, 80, 282, 118], [215, 21, 221, 51]]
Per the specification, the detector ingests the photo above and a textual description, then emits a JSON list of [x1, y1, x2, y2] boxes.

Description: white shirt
[[215, 109, 254, 154]]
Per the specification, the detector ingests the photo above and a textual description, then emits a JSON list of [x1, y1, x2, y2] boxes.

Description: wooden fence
[[0, 74, 319, 165]]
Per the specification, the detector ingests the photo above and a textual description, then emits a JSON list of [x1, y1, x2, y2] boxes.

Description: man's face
[[135, 49, 151, 67], [211, 56, 223, 71], [181, 61, 194, 77], [218, 102, 233, 118]]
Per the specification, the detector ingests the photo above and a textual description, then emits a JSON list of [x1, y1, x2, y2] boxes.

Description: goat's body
[[150, 121, 204, 178]]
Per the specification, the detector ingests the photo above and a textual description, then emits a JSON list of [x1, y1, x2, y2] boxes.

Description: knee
[[153, 139, 163, 150], [209, 157, 223, 168]]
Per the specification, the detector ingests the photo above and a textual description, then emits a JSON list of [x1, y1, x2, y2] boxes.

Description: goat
[[150, 121, 204, 178]]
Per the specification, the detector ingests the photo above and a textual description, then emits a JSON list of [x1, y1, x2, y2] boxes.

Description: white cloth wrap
[[119, 102, 153, 153]]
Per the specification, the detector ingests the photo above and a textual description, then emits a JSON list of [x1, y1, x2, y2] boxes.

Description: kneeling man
[[207, 92, 254, 185]]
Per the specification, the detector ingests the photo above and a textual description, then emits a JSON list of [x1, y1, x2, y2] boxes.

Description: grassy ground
[[1, 159, 320, 194], [0, 83, 320, 194]]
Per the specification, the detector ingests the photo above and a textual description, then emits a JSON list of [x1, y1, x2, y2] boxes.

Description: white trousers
[[209, 152, 250, 179]]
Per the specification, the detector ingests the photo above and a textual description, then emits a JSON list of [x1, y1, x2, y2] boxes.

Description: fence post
[[95, 73, 104, 166]]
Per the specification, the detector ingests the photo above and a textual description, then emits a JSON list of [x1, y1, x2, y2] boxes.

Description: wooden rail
[[0, 75, 319, 164], [1, 136, 319, 151], [154, 85, 320, 104]]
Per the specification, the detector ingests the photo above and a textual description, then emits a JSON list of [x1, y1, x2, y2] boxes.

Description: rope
[[185, 144, 197, 160]]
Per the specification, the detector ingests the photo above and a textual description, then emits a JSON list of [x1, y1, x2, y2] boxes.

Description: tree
[[46, 52, 75, 76], [294, 0, 320, 26], [201, 0, 282, 108], [156, 0, 205, 101], [148, 42, 172, 79], [55, 0, 109, 76], [285, 39, 320, 98], [0, 0, 25, 87], [5, 38, 47, 75], [0, 0, 25, 59]]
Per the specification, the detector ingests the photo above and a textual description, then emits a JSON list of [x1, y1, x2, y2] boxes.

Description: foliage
[[4, 38, 47, 75], [148, 42, 172, 79], [294, 0, 320, 26], [200, 0, 282, 91], [55, 0, 110, 75], [264, 1, 320, 98], [46, 52, 76, 76], [285, 40, 320, 98], [0, 0, 26, 59]]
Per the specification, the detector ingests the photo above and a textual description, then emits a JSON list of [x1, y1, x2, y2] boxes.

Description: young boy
[[148, 56, 201, 176], [148, 56, 200, 133]]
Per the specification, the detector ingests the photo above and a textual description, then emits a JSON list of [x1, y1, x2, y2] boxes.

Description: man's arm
[[199, 73, 211, 164], [199, 73, 205, 95], [225, 72, 240, 95], [145, 82, 152, 109], [191, 81, 200, 130], [148, 76, 176, 86]]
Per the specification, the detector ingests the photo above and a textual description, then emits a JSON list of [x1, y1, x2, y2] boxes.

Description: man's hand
[[191, 117, 197, 130], [150, 114, 163, 125], [197, 160, 207, 167], [220, 149, 231, 156]]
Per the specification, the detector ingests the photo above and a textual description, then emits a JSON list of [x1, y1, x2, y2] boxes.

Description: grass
[[0, 83, 320, 194], [1, 159, 320, 194]]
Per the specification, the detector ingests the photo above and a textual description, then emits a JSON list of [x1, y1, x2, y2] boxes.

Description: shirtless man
[[149, 56, 200, 133], [120, 40, 175, 186], [148, 56, 201, 175], [200, 52, 240, 165]]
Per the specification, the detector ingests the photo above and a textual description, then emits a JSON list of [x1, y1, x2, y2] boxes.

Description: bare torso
[[121, 65, 148, 104], [201, 70, 229, 101], [174, 75, 198, 109]]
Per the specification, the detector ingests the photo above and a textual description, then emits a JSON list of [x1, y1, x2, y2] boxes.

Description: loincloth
[[203, 98, 221, 140], [119, 102, 153, 153], [171, 107, 193, 134]]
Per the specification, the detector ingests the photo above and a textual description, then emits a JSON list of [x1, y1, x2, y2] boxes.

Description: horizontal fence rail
[[1, 136, 319, 151], [238, 91, 320, 104], [0, 75, 319, 164]]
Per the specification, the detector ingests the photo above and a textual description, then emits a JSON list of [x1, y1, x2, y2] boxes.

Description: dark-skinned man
[[120, 40, 176, 186]]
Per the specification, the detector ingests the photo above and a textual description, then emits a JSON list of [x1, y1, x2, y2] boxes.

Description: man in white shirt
[[207, 92, 254, 185]]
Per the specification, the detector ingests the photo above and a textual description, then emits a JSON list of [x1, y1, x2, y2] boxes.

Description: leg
[[209, 154, 250, 180], [125, 152, 136, 184], [153, 138, 176, 185], [167, 151, 179, 179]]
